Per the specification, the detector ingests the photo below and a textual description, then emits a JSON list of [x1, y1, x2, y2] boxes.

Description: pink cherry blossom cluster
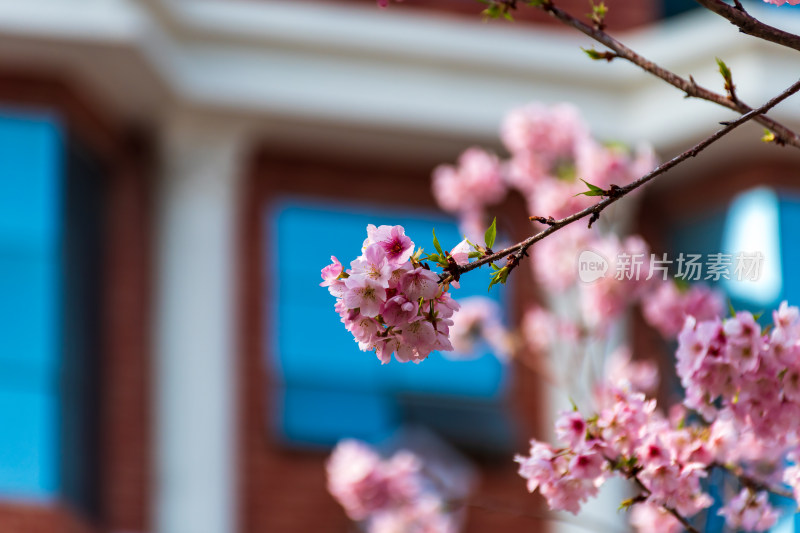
[[504, 103, 656, 221], [642, 280, 724, 338], [718, 488, 780, 532], [677, 302, 800, 449], [321, 224, 460, 364], [515, 302, 800, 532], [516, 388, 716, 519], [326, 440, 458, 533], [432, 148, 506, 240], [431, 103, 657, 240], [764, 0, 800, 5], [516, 385, 781, 532]]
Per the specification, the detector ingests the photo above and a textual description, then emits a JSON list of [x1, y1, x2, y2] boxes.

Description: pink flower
[[718, 489, 778, 532], [515, 441, 555, 493], [381, 296, 417, 327], [399, 268, 439, 301], [501, 102, 588, 161], [764, 0, 800, 5], [344, 275, 387, 318], [327, 439, 457, 531], [432, 148, 505, 214], [568, 452, 604, 479], [320, 256, 343, 287], [539, 475, 599, 514], [364, 225, 415, 267], [398, 319, 437, 361], [630, 502, 681, 533], [723, 311, 763, 373], [783, 462, 800, 507], [531, 223, 592, 291], [350, 244, 392, 287], [449, 238, 471, 266], [555, 411, 588, 449], [642, 281, 724, 339], [326, 440, 393, 520]]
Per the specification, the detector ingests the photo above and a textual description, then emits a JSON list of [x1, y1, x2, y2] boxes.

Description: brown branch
[[534, 1, 800, 148], [695, 0, 800, 54], [449, 77, 800, 279]]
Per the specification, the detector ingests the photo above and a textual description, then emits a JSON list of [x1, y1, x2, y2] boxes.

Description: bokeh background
[[0, 0, 800, 532]]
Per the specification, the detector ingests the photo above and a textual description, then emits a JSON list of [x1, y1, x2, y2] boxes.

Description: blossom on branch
[[322, 225, 464, 364]]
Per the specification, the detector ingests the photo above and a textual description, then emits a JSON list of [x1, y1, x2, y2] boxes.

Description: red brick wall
[[0, 503, 95, 533], [307, 0, 660, 31], [240, 148, 550, 533], [101, 133, 153, 532]]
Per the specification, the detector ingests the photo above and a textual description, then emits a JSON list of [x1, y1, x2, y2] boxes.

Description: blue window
[[267, 198, 515, 452], [0, 112, 64, 499]]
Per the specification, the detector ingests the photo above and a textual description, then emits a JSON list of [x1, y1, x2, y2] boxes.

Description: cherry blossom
[[327, 440, 460, 533], [641, 281, 724, 338], [718, 489, 778, 532], [322, 225, 461, 364]]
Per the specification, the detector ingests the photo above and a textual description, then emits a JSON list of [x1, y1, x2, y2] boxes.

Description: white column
[[153, 117, 245, 533]]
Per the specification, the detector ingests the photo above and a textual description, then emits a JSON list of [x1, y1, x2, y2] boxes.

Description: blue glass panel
[[0, 389, 58, 498], [0, 112, 63, 498], [273, 387, 399, 447], [0, 114, 62, 253], [779, 195, 800, 307], [0, 255, 60, 374], [267, 198, 510, 446]]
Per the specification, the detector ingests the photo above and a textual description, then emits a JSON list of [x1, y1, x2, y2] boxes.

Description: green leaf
[[569, 397, 579, 412], [716, 57, 732, 83], [481, 4, 501, 19], [728, 300, 737, 318], [582, 47, 602, 60], [581, 47, 614, 61], [618, 498, 637, 512], [432, 228, 444, 257], [574, 179, 606, 197], [484, 217, 497, 249], [487, 265, 509, 291], [468, 251, 483, 259], [592, 1, 608, 19], [762, 129, 776, 143]]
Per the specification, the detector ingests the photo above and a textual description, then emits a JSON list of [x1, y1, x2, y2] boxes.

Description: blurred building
[[0, 1, 798, 532]]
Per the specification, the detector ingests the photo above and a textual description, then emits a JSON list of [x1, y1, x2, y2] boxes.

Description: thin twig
[[695, 0, 800, 54], [448, 77, 800, 279], [534, 1, 800, 148]]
